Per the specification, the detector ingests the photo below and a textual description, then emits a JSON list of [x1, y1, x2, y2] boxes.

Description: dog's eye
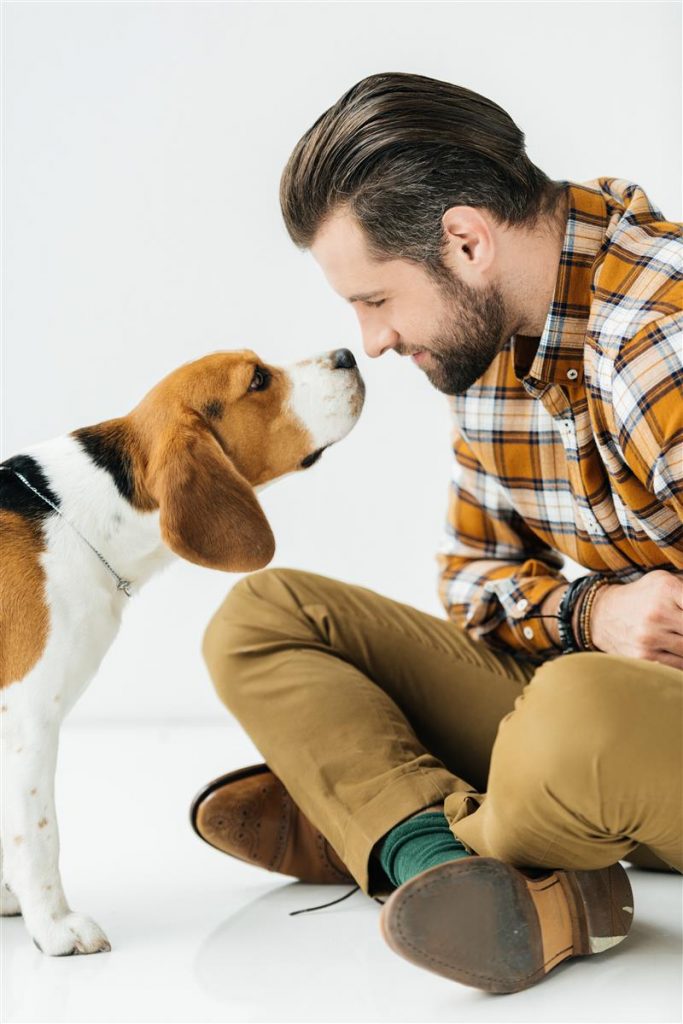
[[248, 367, 270, 392]]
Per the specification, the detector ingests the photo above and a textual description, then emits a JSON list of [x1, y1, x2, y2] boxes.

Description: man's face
[[311, 210, 509, 395]]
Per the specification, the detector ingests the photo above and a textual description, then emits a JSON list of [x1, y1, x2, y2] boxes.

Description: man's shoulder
[[581, 177, 681, 288], [587, 178, 682, 360]]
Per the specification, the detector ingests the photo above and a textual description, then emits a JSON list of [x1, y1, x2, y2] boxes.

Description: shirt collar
[[512, 179, 612, 389]]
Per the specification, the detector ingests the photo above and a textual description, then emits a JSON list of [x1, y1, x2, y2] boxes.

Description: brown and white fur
[[0, 347, 364, 955]]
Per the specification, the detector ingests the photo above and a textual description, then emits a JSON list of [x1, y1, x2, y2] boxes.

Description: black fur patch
[[71, 423, 135, 503], [0, 454, 61, 521], [201, 399, 224, 420]]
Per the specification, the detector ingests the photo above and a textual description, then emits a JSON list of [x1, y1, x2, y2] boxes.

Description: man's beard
[[399, 271, 509, 395]]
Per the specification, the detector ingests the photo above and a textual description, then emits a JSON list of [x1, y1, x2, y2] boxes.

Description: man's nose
[[361, 323, 399, 359]]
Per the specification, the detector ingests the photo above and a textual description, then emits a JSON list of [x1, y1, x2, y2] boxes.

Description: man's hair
[[280, 72, 564, 268]]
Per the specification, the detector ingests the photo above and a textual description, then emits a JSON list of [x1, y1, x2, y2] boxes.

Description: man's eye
[[366, 299, 385, 308], [248, 367, 270, 392]]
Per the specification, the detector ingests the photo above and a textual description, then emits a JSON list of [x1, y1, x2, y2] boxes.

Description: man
[[192, 73, 682, 994]]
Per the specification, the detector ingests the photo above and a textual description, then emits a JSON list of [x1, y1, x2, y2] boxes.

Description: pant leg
[[201, 567, 536, 895], [451, 652, 683, 874]]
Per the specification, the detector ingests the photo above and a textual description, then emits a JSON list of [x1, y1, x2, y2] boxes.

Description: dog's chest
[[2, 437, 174, 721]]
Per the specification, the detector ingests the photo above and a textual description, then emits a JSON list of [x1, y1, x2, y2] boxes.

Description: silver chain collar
[[1, 465, 133, 597]]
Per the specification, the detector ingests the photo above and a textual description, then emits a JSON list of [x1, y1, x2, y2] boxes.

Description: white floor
[[1, 722, 681, 1024]]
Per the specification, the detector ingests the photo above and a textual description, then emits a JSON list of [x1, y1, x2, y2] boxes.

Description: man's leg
[[201, 566, 535, 895], [450, 652, 683, 873], [375, 651, 679, 993]]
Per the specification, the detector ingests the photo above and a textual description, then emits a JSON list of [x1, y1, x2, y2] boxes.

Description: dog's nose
[[332, 348, 356, 370]]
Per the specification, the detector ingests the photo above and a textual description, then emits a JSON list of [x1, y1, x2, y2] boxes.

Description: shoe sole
[[188, 762, 271, 847], [379, 857, 633, 994]]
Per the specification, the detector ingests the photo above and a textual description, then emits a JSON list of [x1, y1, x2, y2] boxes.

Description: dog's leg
[[1, 715, 111, 955], [0, 839, 22, 916]]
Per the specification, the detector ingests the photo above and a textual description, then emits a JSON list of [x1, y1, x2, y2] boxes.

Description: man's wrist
[[586, 582, 616, 652], [575, 578, 612, 651], [556, 576, 596, 653], [529, 577, 617, 654]]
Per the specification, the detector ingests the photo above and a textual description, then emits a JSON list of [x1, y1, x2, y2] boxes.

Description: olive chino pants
[[201, 568, 682, 896]]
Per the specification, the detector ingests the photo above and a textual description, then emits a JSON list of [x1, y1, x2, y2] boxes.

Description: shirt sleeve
[[608, 314, 683, 521], [437, 425, 569, 662]]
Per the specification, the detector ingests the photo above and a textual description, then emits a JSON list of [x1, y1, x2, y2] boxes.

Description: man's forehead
[[311, 210, 394, 299], [312, 210, 370, 269]]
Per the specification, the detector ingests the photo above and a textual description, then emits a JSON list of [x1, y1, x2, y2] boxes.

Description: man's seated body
[[192, 73, 682, 994]]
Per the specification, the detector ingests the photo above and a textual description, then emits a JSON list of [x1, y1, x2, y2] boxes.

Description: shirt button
[[516, 598, 529, 612], [523, 626, 534, 640], [566, 368, 579, 381]]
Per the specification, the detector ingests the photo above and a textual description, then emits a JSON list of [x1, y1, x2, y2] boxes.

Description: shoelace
[[289, 884, 386, 916]]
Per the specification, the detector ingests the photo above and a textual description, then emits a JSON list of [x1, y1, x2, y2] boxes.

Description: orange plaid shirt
[[438, 177, 683, 662]]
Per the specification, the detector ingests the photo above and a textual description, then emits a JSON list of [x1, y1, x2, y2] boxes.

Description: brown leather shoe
[[190, 763, 354, 884], [380, 857, 634, 993]]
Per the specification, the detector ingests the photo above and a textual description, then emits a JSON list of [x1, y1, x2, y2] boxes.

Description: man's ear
[[148, 409, 275, 572]]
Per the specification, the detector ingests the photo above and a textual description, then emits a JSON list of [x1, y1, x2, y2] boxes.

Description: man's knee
[[477, 653, 680, 867], [486, 654, 662, 837], [200, 567, 317, 709], [526, 652, 665, 738], [508, 654, 658, 766], [486, 658, 625, 804]]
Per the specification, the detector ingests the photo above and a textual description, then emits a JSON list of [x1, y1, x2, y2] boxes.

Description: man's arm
[[586, 316, 683, 669], [606, 314, 683, 521], [437, 427, 570, 662], [439, 417, 683, 669]]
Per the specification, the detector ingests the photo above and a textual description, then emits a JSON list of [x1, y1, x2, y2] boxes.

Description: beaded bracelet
[[577, 577, 611, 651]]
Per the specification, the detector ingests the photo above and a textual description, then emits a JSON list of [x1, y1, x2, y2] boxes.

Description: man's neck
[[501, 187, 570, 339]]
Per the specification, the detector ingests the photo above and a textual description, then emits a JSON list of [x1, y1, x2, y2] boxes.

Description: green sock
[[378, 811, 471, 888]]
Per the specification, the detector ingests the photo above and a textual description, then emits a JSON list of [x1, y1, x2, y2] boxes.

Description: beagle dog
[[0, 346, 364, 956]]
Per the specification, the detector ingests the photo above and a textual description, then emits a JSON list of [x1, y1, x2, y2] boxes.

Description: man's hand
[[591, 570, 683, 670]]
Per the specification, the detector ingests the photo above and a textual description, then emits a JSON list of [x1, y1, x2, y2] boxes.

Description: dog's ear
[[148, 409, 275, 572]]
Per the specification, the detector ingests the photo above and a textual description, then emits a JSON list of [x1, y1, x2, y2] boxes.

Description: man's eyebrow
[[347, 290, 384, 303]]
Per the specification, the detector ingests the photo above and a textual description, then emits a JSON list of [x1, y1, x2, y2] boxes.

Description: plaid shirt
[[438, 177, 683, 662]]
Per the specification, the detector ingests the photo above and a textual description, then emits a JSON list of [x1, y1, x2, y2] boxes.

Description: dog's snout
[[332, 348, 356, 370]]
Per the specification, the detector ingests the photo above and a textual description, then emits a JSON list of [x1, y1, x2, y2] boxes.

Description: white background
[[2, 9, 681, 1024], [3, 0, 681, 723]]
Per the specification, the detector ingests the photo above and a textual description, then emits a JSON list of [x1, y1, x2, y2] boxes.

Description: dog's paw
[[33, 912, 111, 956], [0, 882, 21, 916]]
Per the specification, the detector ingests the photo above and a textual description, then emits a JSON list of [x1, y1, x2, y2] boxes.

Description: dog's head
[[130, 348, 364, 572]]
